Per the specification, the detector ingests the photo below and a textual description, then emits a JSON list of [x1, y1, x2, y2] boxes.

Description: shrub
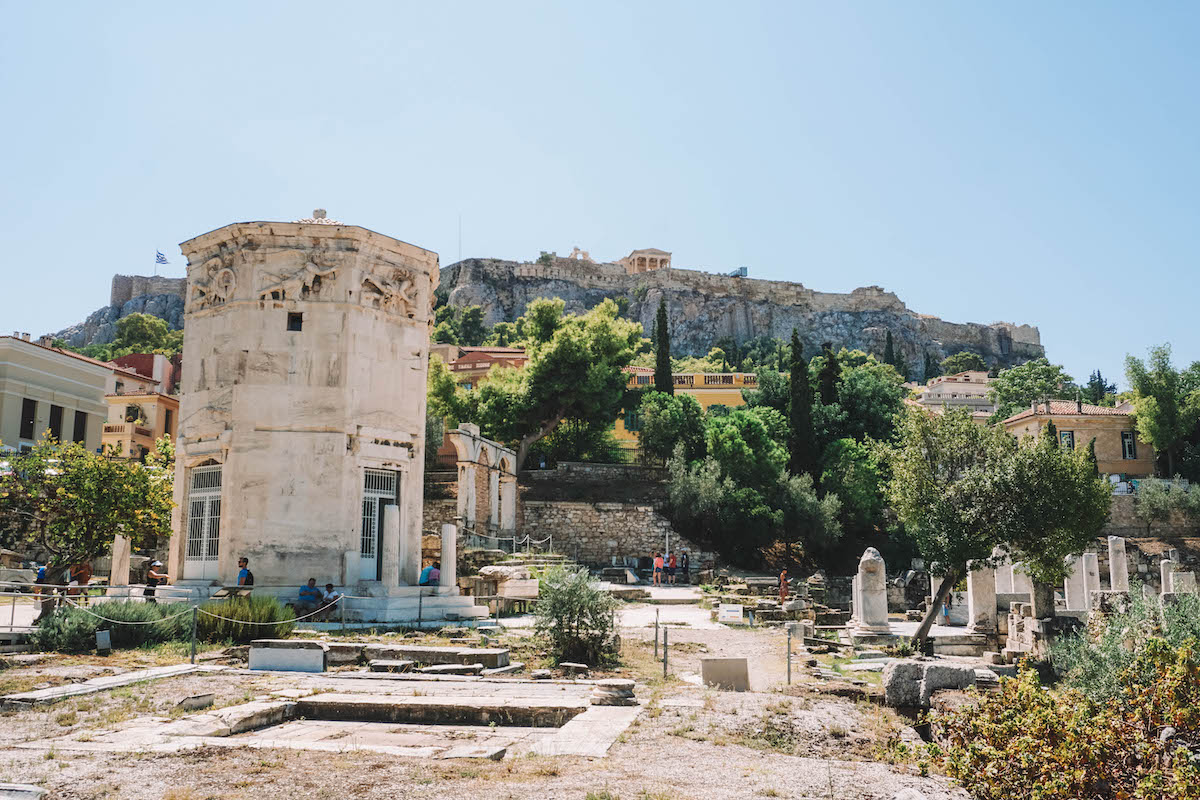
[[534, 566, 618, 667], [31, 601, 187, 653], [935, 639, 1200, 800], [31, 605, 100, 653], [1051, 588, 1200, 702], [196, 595, 295, 643]]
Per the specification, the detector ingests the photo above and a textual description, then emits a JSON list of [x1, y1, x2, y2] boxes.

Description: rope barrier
[[60, 597, 196, 625], [196, 599, 341, 626]]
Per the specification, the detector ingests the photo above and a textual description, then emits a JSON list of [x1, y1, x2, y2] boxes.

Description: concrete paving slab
[[0, 663, 208, 708]]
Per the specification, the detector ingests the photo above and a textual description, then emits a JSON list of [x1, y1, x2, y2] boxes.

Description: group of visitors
[[296, 577, 343, 619], [651, 550, 690, 586]]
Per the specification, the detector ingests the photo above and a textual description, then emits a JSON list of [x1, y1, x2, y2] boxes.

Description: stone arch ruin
[[446, 423, 517, 535]]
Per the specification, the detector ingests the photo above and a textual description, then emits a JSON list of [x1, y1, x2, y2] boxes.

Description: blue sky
[[2, 2, 1197, 388]]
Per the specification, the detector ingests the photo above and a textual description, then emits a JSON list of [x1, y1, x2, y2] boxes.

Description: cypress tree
[[883, 331, 895, 366], [818, 342, 839, 406], [923, 352, 940, 381], [1086, 437, 1100, 476], [788, 329, 818, 479], [654, 298, 673, 395]]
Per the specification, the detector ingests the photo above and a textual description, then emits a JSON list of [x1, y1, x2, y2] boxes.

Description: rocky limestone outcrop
[[442, 257, 1044, 377], [54, 293, 185, 348]]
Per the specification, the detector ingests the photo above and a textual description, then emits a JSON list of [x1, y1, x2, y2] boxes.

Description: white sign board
[[717, 604, 744, 624]]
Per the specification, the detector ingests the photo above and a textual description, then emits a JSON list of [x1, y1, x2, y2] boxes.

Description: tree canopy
[[940, 351, 987, 375], [69, 313, 184, 362], [0, 436, 174, 571], [428, 297, 642, 469], [886, 406, 1110, 644], [1124, 344, 1200, 477], [636, 391, 704, 465], [987, 358, 1076, 422]]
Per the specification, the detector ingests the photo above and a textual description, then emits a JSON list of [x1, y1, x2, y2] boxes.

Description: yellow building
[[1002, 400, 1155, 477], [614, 368, 758, 452], [101, 391, 179, 460]]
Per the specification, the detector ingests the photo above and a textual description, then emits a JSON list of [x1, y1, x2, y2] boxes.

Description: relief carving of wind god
[[361, 268, 419, 317], [257, 252, 339, 302], [189, 255, 237, 311]]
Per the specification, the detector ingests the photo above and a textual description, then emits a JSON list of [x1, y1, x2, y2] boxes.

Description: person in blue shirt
[[297, 578, 323, 613], [419, 561, 441, 586], [237, 557, 254, 587]]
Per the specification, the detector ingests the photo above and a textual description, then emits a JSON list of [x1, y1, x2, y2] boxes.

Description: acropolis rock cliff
[[441, 256, 1043, 375]]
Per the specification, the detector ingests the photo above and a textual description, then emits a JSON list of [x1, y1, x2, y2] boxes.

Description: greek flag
[[155, 250, 169, 265]]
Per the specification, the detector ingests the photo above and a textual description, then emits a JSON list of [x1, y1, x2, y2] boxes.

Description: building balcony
[[102, 423, 154, 439]]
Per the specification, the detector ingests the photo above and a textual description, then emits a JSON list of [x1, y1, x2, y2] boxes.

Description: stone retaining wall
[[518, 500, 715, 569]]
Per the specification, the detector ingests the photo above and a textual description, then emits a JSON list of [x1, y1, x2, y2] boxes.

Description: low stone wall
[[1104, 494, 1196, 539], [518, 500, 715, 569], [422, 499, 457, 535], [520, 462, 667, 484]]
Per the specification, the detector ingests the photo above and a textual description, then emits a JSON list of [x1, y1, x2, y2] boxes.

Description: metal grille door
[[360, 468, 398, 580], [184, 465, 222, 580]]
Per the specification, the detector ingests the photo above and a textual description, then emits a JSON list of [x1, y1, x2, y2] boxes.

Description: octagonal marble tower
[[167, 212, 474, 618]]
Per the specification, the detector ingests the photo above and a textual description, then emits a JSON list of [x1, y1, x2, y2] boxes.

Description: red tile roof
[[1004, 401, 1130, 425]]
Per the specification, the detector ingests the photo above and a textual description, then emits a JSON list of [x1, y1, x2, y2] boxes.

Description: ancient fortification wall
[[442, 257, 1043, 374], [110, 275, 187, 305]]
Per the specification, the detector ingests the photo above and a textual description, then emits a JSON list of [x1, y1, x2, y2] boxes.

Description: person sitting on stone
[[297, 578, 324, 615], [419, 562, 441, 586]]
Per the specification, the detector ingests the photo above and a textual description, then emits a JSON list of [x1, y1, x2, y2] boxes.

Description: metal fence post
[[417, 588, 423, 628], [654, 608, 659, 660], [190, 606, 198, 665], [663, 626, 668, 678], [340, 597, 346, 633], [787, 626, 792, 685]]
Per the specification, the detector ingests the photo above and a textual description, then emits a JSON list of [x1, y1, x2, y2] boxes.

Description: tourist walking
[[145, 561, 168, 603], [680, 551, 690, 585], [237, 557, 254, 586], [779, 568, 789, 604], [653, 552, 664, 586], [667, 552, 677, 585]]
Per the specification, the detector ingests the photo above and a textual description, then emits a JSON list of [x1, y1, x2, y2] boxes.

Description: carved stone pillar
[[382, 504, 401, 589], [1108, 536, 1130, 591], [106, 536, 132, 598], [966, 560, 997, 634], [457, 463, 477, 530], [440, 523, 457, 593]]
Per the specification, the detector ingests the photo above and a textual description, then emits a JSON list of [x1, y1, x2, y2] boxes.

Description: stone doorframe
[[445, 423, 517, 534]]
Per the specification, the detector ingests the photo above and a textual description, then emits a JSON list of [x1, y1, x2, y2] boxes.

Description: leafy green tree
[[654, 298, 673, 395], [486, 320, 520, 347], [458, 306, 488, 346], [1124, 344, 1200, 476], [747, 406, 788, 449], [534, 566, 619, 666], [883, 331, 895, 367], [988, 357, 1076, 422], [833, 356, 905, 443], [1086, 369, 1117, 406], [741, 369, 789, 413], [706, 409, 785, 489], [776, 471, 842, 564], [940, 351, 987, 375], [431, 321, 459, 344], [817, 343, 839, 406], [1133, 478, 1200, 534], [77, 313, 184, 361], [820, 438, 885, 538], [886, 407, 1110, 647], [667, 455, 781, 560], [0, 436, 174, 575], [636, 392, 704, 464], [526, 418, 626, 466], [787, 332, 819, 480], [428, 298, 641, 470]]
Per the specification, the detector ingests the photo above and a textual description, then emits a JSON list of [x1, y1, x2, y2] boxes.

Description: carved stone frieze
[[189, 255, 237, 311], [360, 268, 418, 316], [257, 252, 338, 302]]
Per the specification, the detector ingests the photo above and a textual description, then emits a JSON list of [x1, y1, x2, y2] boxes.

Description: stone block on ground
[[368, 659, 416, 673], [0, 783, 48, 799], [559, 662, 590, 677], [882, 661, 925, 708], [700, 657, 750, 691], [418, 663, 484, 675], [175, 693, 214, 712], [531, 669, 553, 680], [480, 662, 525, 676], [591, 678, 637, 706], [247, 640, 327, 673]]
